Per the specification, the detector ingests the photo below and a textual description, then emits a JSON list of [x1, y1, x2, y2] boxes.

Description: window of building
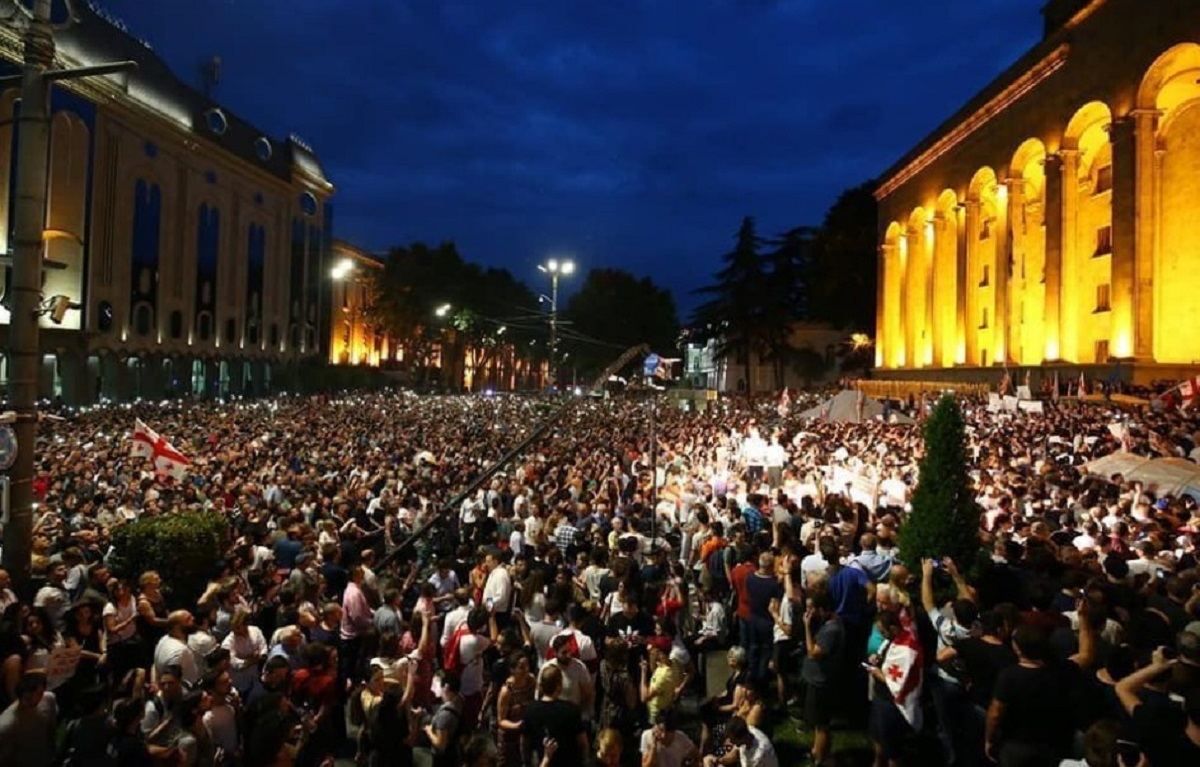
[[1094, 165, 1113, 195], [269, 324, 280, 348], [204, 108, 228, 135], [1095, 225, 1113, 256], [979, 265, 990, 287], [169, 310, 183, 340], [134, 304, 153, 337], [1095, 339, 1110, 362], [980, 307, 989, 329], [198, 313, 212, 341], [299, 192, 318, 217], [980, 349, 989, 367], [979, 219, 992, 241], [1095, 283, 1111, 312], [254, 136, 273, 161], [225, 318, 237, 344]]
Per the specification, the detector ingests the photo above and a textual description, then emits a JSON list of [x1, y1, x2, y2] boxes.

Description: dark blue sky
[[103, 0, 1042, 312]]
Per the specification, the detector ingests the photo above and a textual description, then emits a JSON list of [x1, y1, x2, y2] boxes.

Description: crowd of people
[[0, 385, 1197, 767]]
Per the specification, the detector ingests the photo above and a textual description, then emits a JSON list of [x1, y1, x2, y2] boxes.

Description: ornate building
[[875, 0, 1200, 384], [0, 2, 334, 403]]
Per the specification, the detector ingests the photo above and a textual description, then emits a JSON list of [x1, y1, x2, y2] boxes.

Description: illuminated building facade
[[875, 0, 1200, 384], [0, 2, 333, 403], [328, 241, 389, 367]]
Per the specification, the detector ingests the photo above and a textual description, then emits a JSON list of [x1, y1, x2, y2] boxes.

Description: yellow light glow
[[1045, 338, 1059, 361], [1113, 331, 1131, 359]]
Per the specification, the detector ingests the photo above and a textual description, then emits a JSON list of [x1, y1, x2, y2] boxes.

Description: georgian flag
[[131, 419, 191, 481], [880, 625, 924, 728], [1180, 376, 1200, 411]]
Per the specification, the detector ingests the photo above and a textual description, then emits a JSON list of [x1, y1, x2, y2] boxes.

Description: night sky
[[101, 0, 1043, 313]]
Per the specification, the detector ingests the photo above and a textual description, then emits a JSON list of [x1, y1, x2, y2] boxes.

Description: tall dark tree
[[763, 226, 819, 388], [898, 396, 981, 570], [811, 182, 879, 331], [693, 217, 768, 392], [562, 268, 679, 382]]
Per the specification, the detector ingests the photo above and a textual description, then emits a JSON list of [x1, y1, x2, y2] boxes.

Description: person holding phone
[[801, 587, 844, 765]]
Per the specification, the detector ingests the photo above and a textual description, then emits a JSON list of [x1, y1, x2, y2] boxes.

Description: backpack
[[442, 623, 472, 674]]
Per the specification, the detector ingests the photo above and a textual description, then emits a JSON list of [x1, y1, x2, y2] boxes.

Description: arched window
[[224, 318, 237, 344], [269, 323, 280, 348], [169, 310, 183, 340], [197, 313, 212, 341], [134, 304, 153, 336]]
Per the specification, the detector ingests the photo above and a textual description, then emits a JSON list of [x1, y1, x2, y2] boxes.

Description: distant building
[[684, 324, 848, 393], [0, 2, 333, 403], [875, 0, 1200, 385], [328, 241, 390, 367]]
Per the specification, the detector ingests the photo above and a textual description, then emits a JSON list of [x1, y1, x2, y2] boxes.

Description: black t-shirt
[[992, 662, 1078, 754], [744, 573, 783, 622], [608, 611, 654, 640], [522, 699, 583, 767], [954, 637, 1016, 708], [1132, 702, 1200, 767]]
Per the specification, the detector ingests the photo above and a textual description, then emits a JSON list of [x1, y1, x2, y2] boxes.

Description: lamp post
[[537, 258, 574, 388], [1, 1, 135, 587]]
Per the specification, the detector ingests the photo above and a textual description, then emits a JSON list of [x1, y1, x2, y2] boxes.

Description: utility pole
[[0, 0, 134, 587]]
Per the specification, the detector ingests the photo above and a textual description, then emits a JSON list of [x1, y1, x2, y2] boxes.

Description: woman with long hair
[[495, 651, 536, 766]]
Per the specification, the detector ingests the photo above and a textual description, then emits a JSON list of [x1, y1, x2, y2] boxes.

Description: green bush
[[109, 510, 230, 609], [898, 395, 981, 570]]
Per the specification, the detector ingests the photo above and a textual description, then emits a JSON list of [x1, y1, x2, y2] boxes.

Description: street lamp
[[435, 303, 452, 318], [538, 258, 574, 388]]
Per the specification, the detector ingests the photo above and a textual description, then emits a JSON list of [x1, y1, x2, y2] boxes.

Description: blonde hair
[[596, 728, 622, 763]]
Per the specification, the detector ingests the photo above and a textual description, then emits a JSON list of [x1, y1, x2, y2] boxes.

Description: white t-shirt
[[639, 729, 697, 767], [736, 726, 779, 767], [457, 633, 491, 696], [153, 635, 200, 686], [540, 658, 589, 708], [103, 599, 137, 643]]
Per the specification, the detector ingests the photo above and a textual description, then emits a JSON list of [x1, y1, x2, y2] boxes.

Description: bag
[[442, 623, 472, 673]]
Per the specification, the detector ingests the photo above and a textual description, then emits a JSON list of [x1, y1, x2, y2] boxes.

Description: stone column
[[924, 220, 935, 368], [1043, 153, 1064, 361], [994, 181, 1011, 364], [1132, 109, 1159, 361], [900, 233, 912, 368], [1060, 149, 1080, 362], [932, 213, 947, 367], [963, 200, 980, 365], [1008, 179, 1026, 363], [1110, 117, 1137, 360], [955, 205, 967, 365], [876, 244, 887, 368]]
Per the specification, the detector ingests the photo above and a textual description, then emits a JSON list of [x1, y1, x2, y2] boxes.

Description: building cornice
[[875, 43, 1070, 201]]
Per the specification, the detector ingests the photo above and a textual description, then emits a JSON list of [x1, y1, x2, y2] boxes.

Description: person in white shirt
[[482, 548, 513, 620], [702, 716, 778, 767], [640, 710, 699, 767], [221, 608, 267, 695], [153, 610, 201, 687], [538, 634, 594, 714], [454, 607, 498, 728], [440, 592, 472, 648]]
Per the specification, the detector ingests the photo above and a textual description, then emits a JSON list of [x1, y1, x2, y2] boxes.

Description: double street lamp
[[537, 258, 574, 388]]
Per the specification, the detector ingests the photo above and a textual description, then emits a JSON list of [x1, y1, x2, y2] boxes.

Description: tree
[[109, 511, 230, 608], [762, 226, 819, 388], [810, 182, 879, 331], [898, 396, 981, 570], [562, 268, 679, 381], [693, 217, 769, 392]]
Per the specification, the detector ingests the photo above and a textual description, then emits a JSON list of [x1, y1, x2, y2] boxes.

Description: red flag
[[1180, 376, 1200, 411], [131, 419, 191, 481]]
